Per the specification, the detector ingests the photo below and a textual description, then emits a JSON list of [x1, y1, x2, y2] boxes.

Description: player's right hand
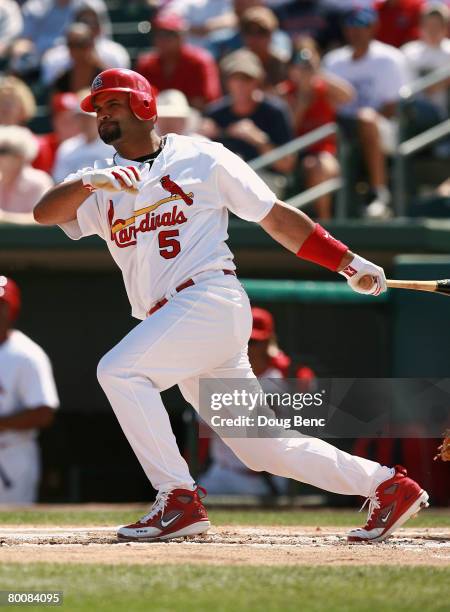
[[81, 166, 141, 194]]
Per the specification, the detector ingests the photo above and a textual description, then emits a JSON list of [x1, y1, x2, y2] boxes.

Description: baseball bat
[[359, 276, 450, 296]]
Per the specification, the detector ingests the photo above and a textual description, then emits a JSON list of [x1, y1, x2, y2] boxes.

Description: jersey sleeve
[[18, 352, 59, 411], [58, 168, 105, 240], [215, 145, 277, 222]]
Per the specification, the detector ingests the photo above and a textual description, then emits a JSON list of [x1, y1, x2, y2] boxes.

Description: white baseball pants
[[97, 272, 392, 497], [0, 439, 40, 504]]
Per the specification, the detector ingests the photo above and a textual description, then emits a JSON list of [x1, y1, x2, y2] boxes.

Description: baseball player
[[34, 68, 428, 543], [0, 277, 59, 504]]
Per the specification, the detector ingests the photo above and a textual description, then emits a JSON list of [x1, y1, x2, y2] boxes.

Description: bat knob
[[357, 275, 374, 291]]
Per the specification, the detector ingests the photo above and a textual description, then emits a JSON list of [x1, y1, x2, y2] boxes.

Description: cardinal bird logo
[[160, 175, 193, 206]]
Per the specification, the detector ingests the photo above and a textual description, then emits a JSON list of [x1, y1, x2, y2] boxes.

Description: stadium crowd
[[0, 0, 450, 222]]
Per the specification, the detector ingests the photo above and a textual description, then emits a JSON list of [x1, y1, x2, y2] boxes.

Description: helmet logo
[[92, 75, 103, 91]]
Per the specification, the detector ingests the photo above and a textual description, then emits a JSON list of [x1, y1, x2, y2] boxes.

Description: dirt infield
[[0, 525, 449, 566]]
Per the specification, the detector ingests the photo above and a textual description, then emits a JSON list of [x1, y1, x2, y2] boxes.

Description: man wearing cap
[[324, 6, 409, 218], [156, 89, 200, 137], [240, 6, 288, 88], [135, 13, 221, 111], [53, 89, 114, 182], [203, 48, 295, 177], [34, 67, 428, 544], [0, 277, 59, 503]]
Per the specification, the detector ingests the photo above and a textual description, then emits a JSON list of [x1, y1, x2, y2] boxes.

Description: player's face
[[93, 92, 136, 144]]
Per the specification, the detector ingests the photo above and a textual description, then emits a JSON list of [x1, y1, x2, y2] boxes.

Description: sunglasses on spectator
[[0, 147, 16, 156]]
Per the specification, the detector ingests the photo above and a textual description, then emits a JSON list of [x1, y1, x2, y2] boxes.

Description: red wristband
[[296, 224, 348, 271]]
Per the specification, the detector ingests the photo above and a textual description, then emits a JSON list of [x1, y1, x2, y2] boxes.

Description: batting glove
[[339, 254, 387, 296], [81, 166, 141, 194]]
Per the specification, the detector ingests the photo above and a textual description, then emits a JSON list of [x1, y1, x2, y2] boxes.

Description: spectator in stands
[[239, 6, 288, 88], [159, 0, 237, 50], [53, 89, 114, 182], [202, 49, 295, 180], [210, 0, 292, 61], [270, 0, 340, 51], [51, 23, 106, 95], [0, 76, 36, 127], [199, 307, 315, 496], [33, 93, 81, 176], [324, 7, 408, 218], [375, 0, 425, 47], [402, 3, 450, 121], [10, 0, 110, 78], [156, 89, 201, 137], [278, 39, 355, 219], [41, 4, 130, 86], [0, 0, 23, 61], [135, 13, 221, 111], [0, 126, 53, 218]]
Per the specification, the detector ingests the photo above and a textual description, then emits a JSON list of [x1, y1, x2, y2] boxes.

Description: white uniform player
[[0, 277, 59, 504], [34, 69, 429, 543]]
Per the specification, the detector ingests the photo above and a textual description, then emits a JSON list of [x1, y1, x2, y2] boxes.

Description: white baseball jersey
[[0, 330, 59, 446], [59, 134, 277, 320]]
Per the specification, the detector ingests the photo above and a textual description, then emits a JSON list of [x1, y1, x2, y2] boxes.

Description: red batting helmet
[[0, 276, 21, 323], [80, 69, 157, 121]]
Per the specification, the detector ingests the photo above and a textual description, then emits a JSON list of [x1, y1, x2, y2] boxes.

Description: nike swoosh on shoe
[[160, 513, 182, 528]]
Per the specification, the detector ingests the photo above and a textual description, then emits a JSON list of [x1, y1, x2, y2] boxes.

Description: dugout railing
[[248, 122, 349, 217]]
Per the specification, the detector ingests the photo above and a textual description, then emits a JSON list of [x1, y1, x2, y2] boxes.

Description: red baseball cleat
[[347, 465, 429, 543], [117, 486, 210, 541]]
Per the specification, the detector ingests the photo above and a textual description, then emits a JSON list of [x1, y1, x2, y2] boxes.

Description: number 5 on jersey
[[158, 230, 181, 259]]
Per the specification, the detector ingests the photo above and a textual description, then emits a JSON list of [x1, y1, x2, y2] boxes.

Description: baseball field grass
[[0, 506, 448, 527], [0, 507, 448, 612], [0, 564, 448, 612]]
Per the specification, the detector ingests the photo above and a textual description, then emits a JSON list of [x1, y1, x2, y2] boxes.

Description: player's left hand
[[339, 254, 387, 296]]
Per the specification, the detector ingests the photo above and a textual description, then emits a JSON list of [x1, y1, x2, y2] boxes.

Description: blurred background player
[[0, 277, 59, 504], [199, 307, 315, 496]]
